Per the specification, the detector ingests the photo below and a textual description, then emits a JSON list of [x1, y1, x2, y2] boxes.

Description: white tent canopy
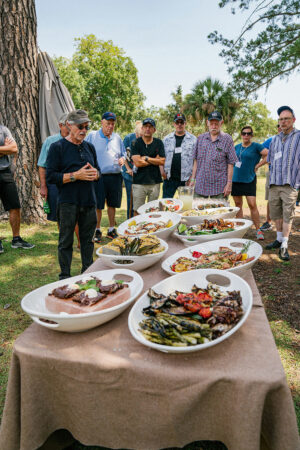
[[38, 52, 74, 142]]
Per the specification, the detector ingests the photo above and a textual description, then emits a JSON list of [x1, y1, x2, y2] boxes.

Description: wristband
[[70, 172, 76, 182], [191, 178, 195, 181]]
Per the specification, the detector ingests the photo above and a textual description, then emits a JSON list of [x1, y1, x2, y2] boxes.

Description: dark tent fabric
[[38, 52, 74, 142]]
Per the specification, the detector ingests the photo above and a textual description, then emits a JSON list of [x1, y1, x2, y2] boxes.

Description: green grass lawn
[[0, 179, 299, 444]]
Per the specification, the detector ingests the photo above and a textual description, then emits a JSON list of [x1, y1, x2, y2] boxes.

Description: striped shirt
[[267, 129, 300, 189], [192, 131, 237, 196]]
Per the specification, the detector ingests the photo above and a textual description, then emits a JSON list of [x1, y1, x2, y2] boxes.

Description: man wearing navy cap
[[161, 113, 197, 198], [189, 111, 237, 200], [86, 112, 126, 240], [131, 118, 165, 214], [265, 106, 300, 261]]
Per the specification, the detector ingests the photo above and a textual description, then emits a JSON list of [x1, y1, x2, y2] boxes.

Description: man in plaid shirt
[[189, 111, 237, 199]]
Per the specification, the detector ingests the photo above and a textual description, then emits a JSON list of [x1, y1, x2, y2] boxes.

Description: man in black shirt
[[131, 118, 165, 214], [47, 110, 100, 279]]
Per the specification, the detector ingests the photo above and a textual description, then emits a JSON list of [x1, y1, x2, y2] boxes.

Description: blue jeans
[[124, 177, 134, 219], [57, 203, 97, 279], [163, 179, 186, 198]]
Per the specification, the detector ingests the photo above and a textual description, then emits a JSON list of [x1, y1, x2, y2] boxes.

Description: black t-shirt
[[131, 137, 165, 185], [170, 134, 185, 181], [46, 139, 100, 206]]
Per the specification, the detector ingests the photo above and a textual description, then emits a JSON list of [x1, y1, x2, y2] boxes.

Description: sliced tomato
[[192, 251, 203, 258]]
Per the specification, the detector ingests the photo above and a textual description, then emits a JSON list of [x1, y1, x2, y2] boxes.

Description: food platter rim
[[21, 269, 144, 319], [128, 268, 253, 353], [137, 198, 183, 214], [180, 206, 240, 217]]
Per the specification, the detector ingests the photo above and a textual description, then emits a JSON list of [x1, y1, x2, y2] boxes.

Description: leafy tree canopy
[[54, 34, 145, 130], [208, 0, 300, 96]]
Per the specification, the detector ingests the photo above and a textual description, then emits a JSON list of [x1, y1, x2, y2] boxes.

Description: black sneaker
[[265, 240, 281, 250], [0, 240, 4, 254], [107, 228, 118, 239], [260, 221, 273, 231], [279, 247, 290, 261], [93, 229, 102, 243], [11, 237, 35, 249]]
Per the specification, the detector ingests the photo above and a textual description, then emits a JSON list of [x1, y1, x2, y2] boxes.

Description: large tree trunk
[[0, 0, 44, 222]]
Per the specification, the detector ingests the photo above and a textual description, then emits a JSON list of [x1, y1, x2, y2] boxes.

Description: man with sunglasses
[[46, 109, 100, 279], [161, 113, 197, 198], [189, 111, 237, 201], [265, 106, 300, 261], [86, 112, 126, 241]]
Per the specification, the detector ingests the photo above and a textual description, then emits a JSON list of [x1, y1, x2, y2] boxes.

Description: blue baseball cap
[[142, 118, 156, 127], [277, 106, 294, 117], [102, 112, 116, 121], [208, 111, 223, 121]]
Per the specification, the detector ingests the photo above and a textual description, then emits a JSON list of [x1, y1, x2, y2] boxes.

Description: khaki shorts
[[269, 185, 298, 223], [132, 183, 160, 211], [265, 172, 270, 201]]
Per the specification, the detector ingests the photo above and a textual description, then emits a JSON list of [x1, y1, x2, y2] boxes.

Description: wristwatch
[[70, 172, 76, 182], [145, 156, 149, 162]]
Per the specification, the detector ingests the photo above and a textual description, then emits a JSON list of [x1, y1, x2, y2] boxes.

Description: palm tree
[[183, 77, 240, 128]]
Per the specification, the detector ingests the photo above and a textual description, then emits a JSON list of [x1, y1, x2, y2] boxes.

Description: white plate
[[21, 269, 143, 333], [162, 238, 262, 278], [174, 218, 253, 246], [137, 198, 183, 215], [180, 206, 240, 225], [128, 269, 253, 353], [96, 237, 169, 272], [117, 211, 182, 240]]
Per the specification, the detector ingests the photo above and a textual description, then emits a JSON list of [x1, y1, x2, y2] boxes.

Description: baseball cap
[[277, 106, 295, 117], [142, 118, 156, 127], [58, 112, 69, 125], [174, 113, 186, 122], [66, 109, 91, 124], [208, 111, 223, 121], [102, 112, 116, 121]]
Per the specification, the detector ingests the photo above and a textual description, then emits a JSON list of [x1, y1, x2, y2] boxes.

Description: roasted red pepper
[[192, 251, 203, 258]]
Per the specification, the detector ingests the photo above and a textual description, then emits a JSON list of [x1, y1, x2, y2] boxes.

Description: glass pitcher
[[178, 186, 194, 210]]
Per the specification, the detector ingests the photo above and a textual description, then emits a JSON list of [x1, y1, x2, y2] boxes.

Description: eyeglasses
[[76, 124, 90, 130], [175, 121, 185, 125], [278, 117, 293, 122], [241, 132, 252, 136]]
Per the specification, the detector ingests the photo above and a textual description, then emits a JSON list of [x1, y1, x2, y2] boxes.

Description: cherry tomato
[[199, 307, 212, 318]]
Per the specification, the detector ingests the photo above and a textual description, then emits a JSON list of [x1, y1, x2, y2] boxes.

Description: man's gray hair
[[58, 112, 69, 125]]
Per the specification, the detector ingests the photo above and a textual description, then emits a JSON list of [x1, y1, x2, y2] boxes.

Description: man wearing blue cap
[[131, 118, 165, 214], [86, 112, 126, 240], [265, 106, 300, 261]]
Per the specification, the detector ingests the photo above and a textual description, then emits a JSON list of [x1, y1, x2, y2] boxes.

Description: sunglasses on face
[[241, 132, 252, 136], [76, 124, 90, 130], [175, 121, 184, 125]]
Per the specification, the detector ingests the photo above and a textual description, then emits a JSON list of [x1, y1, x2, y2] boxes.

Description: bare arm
[[147, 155, 165, 166], [0, 137, 18, 156], [38, 167, 48, 199], [224, 164, 234, 196], [255, 149, 269, 172], [131, 155, 150, 167], [187, 159, 197, 186]]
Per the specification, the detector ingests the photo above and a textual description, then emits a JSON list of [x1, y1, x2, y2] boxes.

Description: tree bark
[[0, 0, 44, 222]]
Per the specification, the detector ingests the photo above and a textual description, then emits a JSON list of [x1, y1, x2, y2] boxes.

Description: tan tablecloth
[[0, 237, 299, 450]]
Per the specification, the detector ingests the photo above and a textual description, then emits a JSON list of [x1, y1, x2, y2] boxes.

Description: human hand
[[188, 177, 195, 187], [223, 182, 232, 197], [40, 185, 48, 199], [4, 137, 14, 145], [118, 157, 125, 166], [75, 163, 98, 181], [254, 164, 259, 173], [127, 169, 133, 176], [161, 171, 167, 180]]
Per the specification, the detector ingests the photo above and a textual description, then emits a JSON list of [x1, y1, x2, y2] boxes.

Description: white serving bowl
[[128, 269, 253, 353], [137, 198, 183, 215], [117, 211, 182, 240], [162, 238, 262, 278], [21, 269, 143, 333], [96, 237, 169, 272], [174, 218, 253, 247], [180, 206, 240, 226]]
